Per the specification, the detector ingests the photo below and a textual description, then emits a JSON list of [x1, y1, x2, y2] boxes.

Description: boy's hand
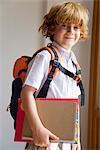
[[32, 125, 59, 147]]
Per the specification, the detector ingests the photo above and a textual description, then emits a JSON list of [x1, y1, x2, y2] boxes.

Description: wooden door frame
[[87, 0, 100, 149]]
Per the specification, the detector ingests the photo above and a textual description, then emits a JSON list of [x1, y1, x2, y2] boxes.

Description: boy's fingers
[[49, 131, 59, 140]]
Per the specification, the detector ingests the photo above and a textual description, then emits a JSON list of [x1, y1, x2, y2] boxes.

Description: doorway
[[88, 0, 100, 149]]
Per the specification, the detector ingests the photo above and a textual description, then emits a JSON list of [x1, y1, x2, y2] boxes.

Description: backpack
[[7, 44, 85, 129]]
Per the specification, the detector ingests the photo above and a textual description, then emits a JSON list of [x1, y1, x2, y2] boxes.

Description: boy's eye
[[62, 25, 66, 27], [74, 26, 80, 30], [62, 25, 71, 30], [62, 25, 67, 28]]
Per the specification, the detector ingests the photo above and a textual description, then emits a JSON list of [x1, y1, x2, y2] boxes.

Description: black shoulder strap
[[56, 63, 85, 106], [71, 60, 85, 106], [37, 45, 59, 98]]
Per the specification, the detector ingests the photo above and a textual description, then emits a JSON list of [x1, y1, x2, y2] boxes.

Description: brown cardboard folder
[[22, 98, 78, 142]]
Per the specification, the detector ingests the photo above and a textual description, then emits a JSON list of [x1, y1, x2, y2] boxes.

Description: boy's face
[[54, 24, 81, 50]]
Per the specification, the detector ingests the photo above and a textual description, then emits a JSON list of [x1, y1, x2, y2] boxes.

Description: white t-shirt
[[24, 42, 80, 98]]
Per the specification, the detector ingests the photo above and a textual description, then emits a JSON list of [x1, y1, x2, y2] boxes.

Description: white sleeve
[[23, 50, 51, 90]]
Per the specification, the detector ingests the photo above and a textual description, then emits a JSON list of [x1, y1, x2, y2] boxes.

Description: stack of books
[[14, 98, 78, 144]]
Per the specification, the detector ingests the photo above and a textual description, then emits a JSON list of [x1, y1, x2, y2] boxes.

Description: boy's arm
[[21, 85, 59, 147], [21, 85, 43, 131]]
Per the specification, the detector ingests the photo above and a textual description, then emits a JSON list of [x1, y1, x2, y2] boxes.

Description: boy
[[21, 1, 89, 150]]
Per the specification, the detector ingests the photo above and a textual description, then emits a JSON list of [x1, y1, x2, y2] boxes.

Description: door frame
[[87, 0, 100, 149]]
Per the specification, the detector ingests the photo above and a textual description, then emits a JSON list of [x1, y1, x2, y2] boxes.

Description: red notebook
[[14, 98, 78, 143]]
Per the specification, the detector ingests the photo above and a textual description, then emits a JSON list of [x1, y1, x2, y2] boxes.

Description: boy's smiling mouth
[[65, 36, 74, 39]]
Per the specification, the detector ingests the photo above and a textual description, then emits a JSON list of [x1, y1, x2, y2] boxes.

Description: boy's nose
[[67, 26, 74, 33]]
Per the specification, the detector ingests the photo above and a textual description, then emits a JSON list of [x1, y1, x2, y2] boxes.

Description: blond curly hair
[[39, 2, 89, 41]]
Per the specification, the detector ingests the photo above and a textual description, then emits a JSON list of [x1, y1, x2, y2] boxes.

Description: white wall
[[0, 0, 93, 150], [0, 0, 47, 149], [0, 0, 2, 145]]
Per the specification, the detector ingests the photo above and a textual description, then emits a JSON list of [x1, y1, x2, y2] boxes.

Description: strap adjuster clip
[[52, 60, 60, 67], [73, 75, 81, 83]]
